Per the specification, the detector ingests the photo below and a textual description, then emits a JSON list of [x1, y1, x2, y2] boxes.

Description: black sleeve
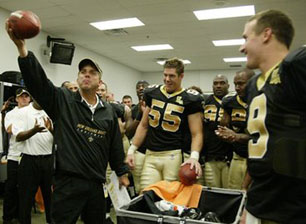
[[222, 96, 232, 115], [185, 93, 203, 115], [280, 47, 306, 105], [18, 51, 62, 120], [131, 104, 139, 120], [143, 89, 152, 108], [108, 109, 129, 176], [110, 103, 125, 120]]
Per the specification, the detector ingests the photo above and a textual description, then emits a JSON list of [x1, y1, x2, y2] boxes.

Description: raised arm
[[6, 20, 61, 120]]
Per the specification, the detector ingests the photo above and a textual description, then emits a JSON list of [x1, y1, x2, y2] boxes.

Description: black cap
[[16, 88, 30, 97], [78, 59, 103, 76]]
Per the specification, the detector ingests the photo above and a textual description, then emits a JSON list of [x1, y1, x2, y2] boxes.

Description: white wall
[[142, 69, 238, 93], [0, 8, 142, 102]]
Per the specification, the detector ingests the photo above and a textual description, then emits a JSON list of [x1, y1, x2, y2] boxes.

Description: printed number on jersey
[[204, 105, 224, 122], [149, 99, 184, 132], [247, 94, 269, 159], [186, 89, 199, 95]]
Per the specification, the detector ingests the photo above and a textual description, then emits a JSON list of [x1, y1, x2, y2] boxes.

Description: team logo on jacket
[[76, 123, 106, 140]]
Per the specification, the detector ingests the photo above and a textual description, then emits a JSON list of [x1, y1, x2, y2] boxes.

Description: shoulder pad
[[222, 93, 235, 106], [146, 84, 160, 90], [283, 47, 306, 65], [185, 89, 204, 103], [186, 88, 200, 96], [144, 84, 161, 95], [224, 92, 236, 98]]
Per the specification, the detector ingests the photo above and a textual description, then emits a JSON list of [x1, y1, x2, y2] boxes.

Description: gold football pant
[[106, 134, 130, 183], [140, 149, 181, 191], [131, 151, 145, 194], [246, 210, 280, 224], [228, 153, 247, 189], [204, 160, 229, 188]]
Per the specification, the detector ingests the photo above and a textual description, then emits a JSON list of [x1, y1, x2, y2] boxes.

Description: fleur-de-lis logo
[[88, 137, 94, 142], [176, 96, 183, 105]]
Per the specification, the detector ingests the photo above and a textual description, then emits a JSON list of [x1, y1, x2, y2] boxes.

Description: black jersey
[[110, 102, 125, 121], [222, 94, 248, 158], [131, 103, 139, 120], [143, 84, 202, 151], [131, 103, 147, 153], [203, 94, 232, 160], [246, 47, 306, 223]]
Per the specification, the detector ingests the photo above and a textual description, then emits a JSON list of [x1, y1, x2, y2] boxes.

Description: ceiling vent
[[104, 28, 128, 36], [155, 57, 168, 61], [229, 64, 242, 68]]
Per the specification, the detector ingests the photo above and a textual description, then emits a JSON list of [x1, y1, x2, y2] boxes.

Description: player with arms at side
[[126, 58, 203, 191], [202, 74, 232, 188]]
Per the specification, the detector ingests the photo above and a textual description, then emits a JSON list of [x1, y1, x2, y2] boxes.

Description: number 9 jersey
[[245, 47, 306, 222], [143, 84, 203, 151]]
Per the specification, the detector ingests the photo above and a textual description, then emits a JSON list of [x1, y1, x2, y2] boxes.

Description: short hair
[[61, 81, 70, 87], [248, 10, 294, 49], [122, 95, 132, 100], [214, 74, 229, 83], [164, 58, 184, 75], [136, 80, 149, 88], [187, 86, 203, 94], [101, 81, 108, 91], [236, 68, 255, 80]]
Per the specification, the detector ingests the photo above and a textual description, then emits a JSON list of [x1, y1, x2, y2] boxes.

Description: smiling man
[[126, 58, 203, 190], [6, 22, 129, 224], [239, 10, 306, 223]]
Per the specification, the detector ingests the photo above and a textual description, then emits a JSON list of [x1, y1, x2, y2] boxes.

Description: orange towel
[[35, 187, 45, 213], [143, 181, 202, 208]]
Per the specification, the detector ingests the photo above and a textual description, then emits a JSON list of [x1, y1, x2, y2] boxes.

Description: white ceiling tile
[[0, 0, 305, 72]]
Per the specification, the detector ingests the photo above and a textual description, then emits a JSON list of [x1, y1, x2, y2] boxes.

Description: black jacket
[[18, 51, 128, 183]]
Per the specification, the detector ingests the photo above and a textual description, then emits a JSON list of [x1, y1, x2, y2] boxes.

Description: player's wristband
[[190, 151, 200, 161], [127, 144, 138, 155]]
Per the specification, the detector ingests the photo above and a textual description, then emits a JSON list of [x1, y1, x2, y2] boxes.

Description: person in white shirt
[[14, 100, 53, 224], [2, 88, 30, 223]]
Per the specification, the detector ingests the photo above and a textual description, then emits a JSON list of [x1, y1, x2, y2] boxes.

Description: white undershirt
[[4, 107, 22, 161], [13, 103, 53, 156], [82, 95, 102, 114]]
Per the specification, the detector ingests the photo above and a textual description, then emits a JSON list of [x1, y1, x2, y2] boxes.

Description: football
[[8, 10, 41, 39], [178, 163, 197, 186]]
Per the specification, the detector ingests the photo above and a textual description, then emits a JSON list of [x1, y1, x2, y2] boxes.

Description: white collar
[[81, 95, 102, 112]]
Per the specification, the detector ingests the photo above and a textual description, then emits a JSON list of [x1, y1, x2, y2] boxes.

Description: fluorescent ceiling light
[[157, 59, 191, 65], [213, 39, 245, 46], [194, 5, 255, 20], [223, 57, 247, 62], [131, 44, 173, 52], [90, 17, 144, 30]]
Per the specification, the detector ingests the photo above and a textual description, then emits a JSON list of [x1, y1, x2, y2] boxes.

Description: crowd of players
[[1, 8, 306, 224]]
